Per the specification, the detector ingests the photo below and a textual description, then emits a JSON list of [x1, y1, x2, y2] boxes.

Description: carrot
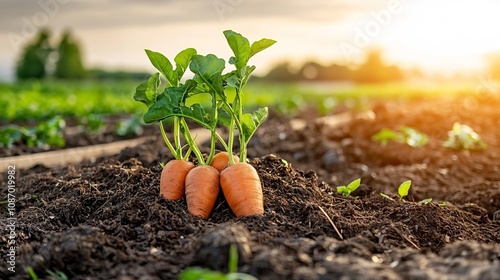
[[185, 165, 220, 218], [220, 162, 264, 217], [210, 152, 239, 172], [160, 160, 194, 200]]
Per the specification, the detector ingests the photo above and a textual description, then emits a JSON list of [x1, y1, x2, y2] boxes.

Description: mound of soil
[[1, 94, 499, 279]]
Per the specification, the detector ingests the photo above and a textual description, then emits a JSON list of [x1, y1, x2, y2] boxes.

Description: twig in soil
[[394, 226, 421, 250], [318, 205, 343, 240]]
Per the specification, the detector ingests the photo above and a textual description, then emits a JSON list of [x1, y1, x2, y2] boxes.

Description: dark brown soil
[[1, 94, 499, 279]]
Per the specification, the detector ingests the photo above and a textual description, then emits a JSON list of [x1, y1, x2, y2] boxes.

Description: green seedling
[[0, 116, 66, 149], [46, 269, 69, 280], [398, 180, 412, 200], [115, 114, 143, 137], [0, 125, 25, 148], [419, 198, 433, 204], [336, 178, 361, 197], [443, 122, 487, 150], [179, 244, 257, 280], [380, 180, 412, 201], [80, 114, 105, 135], [372, 126, 428, 147], [27, 267, 38, 280]]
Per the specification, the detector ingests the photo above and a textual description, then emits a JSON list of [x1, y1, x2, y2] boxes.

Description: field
[[1, 80, 499, 279]]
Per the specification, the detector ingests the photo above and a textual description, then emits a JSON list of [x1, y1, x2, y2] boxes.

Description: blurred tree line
[[263, 50, 404, 84], [15, 29, 150, 81], [16, 29, 85, 80]]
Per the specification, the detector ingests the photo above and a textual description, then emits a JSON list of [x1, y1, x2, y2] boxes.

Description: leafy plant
[[80, 114, 106, 135], [134, 30, 275, 218], [0, 125, 26, 148], [179, 244, 257, 280], [397, 180, 412, 200], [443, 122, 487, 150], [115, 114, 143, 137], [336, 178, 361, 197], [419, 198, 433, 204], [0, 116, 66, 149], [372, 126, 428, 147], [46, 269, 69, 280]]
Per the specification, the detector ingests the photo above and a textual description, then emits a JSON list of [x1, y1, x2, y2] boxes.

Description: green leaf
[[240, 107, 268, 145], [189, 54, 226, 96], [145, 73, 160, 104], [165, 79, 197, 105], [443, 122, 487, 150], [144, 95, 210, 128], [400, 127, 428, 147], [133, 81, 149, 106], [174, 48, 197, 80], [223, 71, 240, 88], [145, 49, 175, 84], [223, 30, 251, 75], [372, 128, 401, 145], [217, 107, 232, 127], [398, 180, 412, 200], [347, 178, 361, 193], [336, 186, 349, 196], [336, 178, 361, 197], [419, 198, 433, 204], [250, 38, 276, 58]]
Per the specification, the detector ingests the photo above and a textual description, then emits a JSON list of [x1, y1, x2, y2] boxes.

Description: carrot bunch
[[134, 30, 276, 218]]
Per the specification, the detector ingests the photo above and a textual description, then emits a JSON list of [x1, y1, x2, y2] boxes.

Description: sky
[[1, 0, 500, 81]]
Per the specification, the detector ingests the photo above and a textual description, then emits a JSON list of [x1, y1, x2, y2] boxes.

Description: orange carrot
[[210, 152, 239, 172], [160, 160, 194, 200], [185, 165, 220, 218], [220, 162, 264, 217]]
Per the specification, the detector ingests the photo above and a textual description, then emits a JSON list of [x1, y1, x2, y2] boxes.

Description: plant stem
[[180, 119, 205, 165], [215, 132, 229, 151], [173, 116, 182, 157], [159, 122, 178, 159], [228, 117, 235, 165]]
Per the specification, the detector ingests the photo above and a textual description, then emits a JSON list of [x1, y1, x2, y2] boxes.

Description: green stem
[[159, 122, 178, 159], [215, 132, 229, 151], [227, 117, 235, 165], [173, 116, 182, 157], [180, 119, 205, 165], [206, 97, 218, 165]]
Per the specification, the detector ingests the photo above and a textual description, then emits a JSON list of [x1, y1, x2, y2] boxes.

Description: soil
[[1, 93, 499, 279]]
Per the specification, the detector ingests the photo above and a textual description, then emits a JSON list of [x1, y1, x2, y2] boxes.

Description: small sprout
[[398, 180, 412, 200], [419, 198, 433, 204], [27, 267, 38, 280], [443, 122, 487, 151], [80, 114, 106, 135], [372, 127, 428, 147], [159, 162, 165, 168], [115, 114, 143, 137], [46, 269, 69, 280], [337, 178, 361, 197], [371, 128, 401, 146], [438, 202, 449, 207], [179, 244, 257, 280], [281, 159, 289, 168], [380, 193, 394, 200]]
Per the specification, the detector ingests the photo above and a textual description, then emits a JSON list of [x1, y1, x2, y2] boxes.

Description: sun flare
[[383, 0, 500, 71]]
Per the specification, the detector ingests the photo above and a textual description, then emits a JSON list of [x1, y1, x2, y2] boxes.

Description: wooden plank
[[0, 128, 213, 172]]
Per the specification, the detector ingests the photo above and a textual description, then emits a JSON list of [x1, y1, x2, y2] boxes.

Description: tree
[[55, 30, 86, 79], [15, 29, 52, 79], [355, 49, 403, 83]]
